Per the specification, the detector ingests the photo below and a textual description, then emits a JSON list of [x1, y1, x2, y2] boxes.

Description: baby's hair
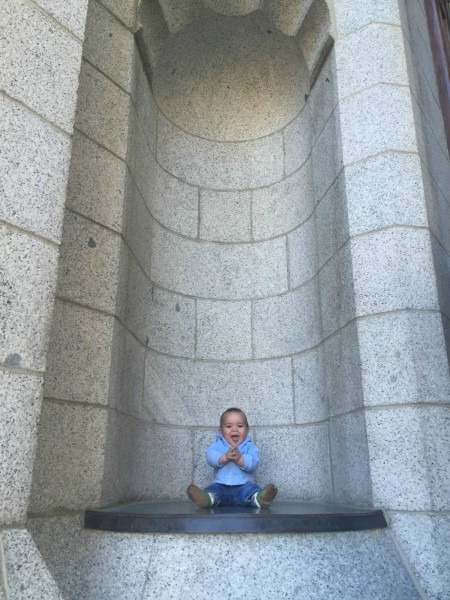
[[220, 407, 249, 428]]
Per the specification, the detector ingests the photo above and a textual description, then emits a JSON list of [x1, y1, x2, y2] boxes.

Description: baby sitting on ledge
[[187, 407, 278, 509]]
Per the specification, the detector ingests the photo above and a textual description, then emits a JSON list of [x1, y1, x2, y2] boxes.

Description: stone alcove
[[30, 0, 372, 519]]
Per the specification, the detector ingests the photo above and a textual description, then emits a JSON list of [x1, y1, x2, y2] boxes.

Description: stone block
[[0, 227, 59, 371], [101, 411, 139, 503], [266, 0, 314, 36], [293, 347, 328, 424], [123, 179, 153, 276], [314, 172, 349, 269], [0, 0, 82, 132], [158, 0, 202, 33], [329, 412, 373, 506], [129, 423, 193, 499], [44, 301, 114, 405], [0, 371, 42, 525], [0, 96, 71, 243], [351, 228, 439, 316], [334, 0, 400, 36], [143, 285, 195, 357], [297, 0, 332, 77], [143, 352, 294, 426], [83, 0, 134, 92], [344, 153, 427, 237], [358, 311, 450, 407], [57, 211, 122, 313], [309, 50, 338, 144], [143, 531, 419, 599], [146, 151, 199, 238], [283, 102, 312, 176], [108, 321, 145, 418], [100, 0, 136, 28], [200, 190, 251, 242], [29, 401, 108, 512], [35, 0, 88, 38], [192, 428, 219, 488], [318, 243, 355, 337], [157, 114, 284, 189], [389, 512, 450, 600], [196, 300, 252, 360], [413, 95, 450, 204], [66, 131, 125, 232], [134, 49, 158, 154], [340, 85, 417, 166], [28, 518, 419, 600], [29, 515, 153, 600], [366, 406, 450, 510], [311, 107, 343, 202], [252, 160, 314, 240], [287, 216, 318, 288], [75, 60, 131, 159], [130, 115, 154, 212], [256, 425, 333, 500], [335, 24, 408, 99], [151, 223, 288, 299], [2, 529, 62, 599], [253, 280, 321, 358], [431, 239, 450, 321], [324, 321, 363, 417]]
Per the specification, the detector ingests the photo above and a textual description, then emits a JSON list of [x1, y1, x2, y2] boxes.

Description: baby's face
[[220, 412, 249, 447]]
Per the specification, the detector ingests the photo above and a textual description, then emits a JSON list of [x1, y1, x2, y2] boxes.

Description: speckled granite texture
[[29, 515, 419, 600]]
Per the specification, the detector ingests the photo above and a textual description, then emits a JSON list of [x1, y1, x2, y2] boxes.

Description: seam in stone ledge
[[81, 57, 133, 98], [385, 527, 429, 600], [336, 20, 402, 41]]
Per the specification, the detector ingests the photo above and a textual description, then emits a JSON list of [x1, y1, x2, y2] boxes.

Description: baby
[[187, 407, 278, 508]]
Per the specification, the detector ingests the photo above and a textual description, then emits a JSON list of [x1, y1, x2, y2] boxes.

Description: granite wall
[[1, 0, 449, 598]]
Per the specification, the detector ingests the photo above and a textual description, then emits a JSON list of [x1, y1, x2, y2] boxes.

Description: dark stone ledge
[[85, 501, 387, 534]]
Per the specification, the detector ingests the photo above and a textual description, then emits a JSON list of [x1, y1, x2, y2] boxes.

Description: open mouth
[[231, 435, 240, 443]]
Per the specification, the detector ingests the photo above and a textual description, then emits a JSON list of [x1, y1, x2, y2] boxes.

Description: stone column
[[0, 0, 88, 596], [330, 0, 450, 597]]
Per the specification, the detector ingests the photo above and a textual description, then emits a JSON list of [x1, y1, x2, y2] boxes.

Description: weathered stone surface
[[196, 299, 252, 360], [30, 402, 108, 512], [0, 0, 82, 132], [151, 223, 288, 299], [2, 529, 62, 599], [157, 114, 284, 189], [153, 11, 308, 141], [35, 0, 88, 38], [0, 371, 42, 525], [0, 96, 71, 243], [144, 352, 294, 426], [200, 190, 251, 242], [0, 227, 59, 371]]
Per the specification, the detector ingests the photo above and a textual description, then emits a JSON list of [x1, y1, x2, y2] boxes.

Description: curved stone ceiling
[[152, 10, 309, 141]]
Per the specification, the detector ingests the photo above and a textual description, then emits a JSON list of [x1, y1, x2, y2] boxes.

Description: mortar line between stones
[[0, 218, 60, 249], [0, 364, 44, 377], [81, 56, 132, 98], [0, 91, 72, 139], [290, 357, 297, 424], [250, 300, 255, 359], [408, 88, 450, 164], [194, 299, 198, 359], [25, 0, 84, 43], [53, 294, 446, 367], [93, 0, 137, 33], [0, 534, 10, 600]]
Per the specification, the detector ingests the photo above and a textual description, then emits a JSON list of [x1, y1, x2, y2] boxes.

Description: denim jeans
[[205, 482, 261, 506]]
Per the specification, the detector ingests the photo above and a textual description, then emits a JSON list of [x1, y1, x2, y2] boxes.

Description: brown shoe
[[187, 484, 213, 508], [255, 483, 278, 508]]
